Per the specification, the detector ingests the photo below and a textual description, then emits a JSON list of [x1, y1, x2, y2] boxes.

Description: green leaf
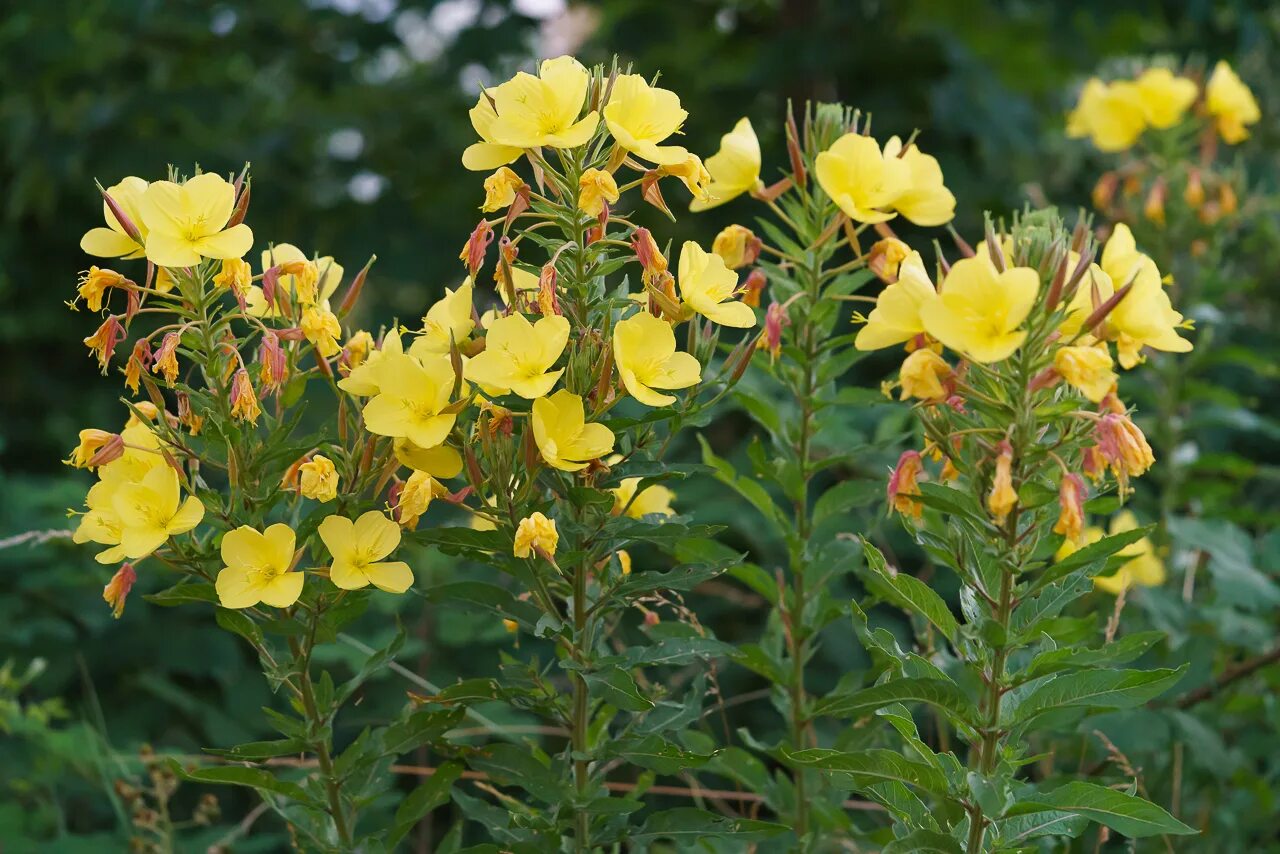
[[584, 666, 653, 712], [780, 747, 947, 794], [173, 761, 314, 804], [144, 580, 218, 607], [1008, 781, 1196, 838], [468, 743, 566, 802], [420, 581, 543, 626], [203, 738, 307, 760], [1024, 632, 1164, 680], [697, 434, 785, 535], [215, 607, 264, 649], [881, 830, 964, 853], [388, 761, 463, 846], [860, 541, 960, 645], [812, 678, 979, 731], [381, 707, 466, 756], [1006, 667, 1186, 728], [995, 810, 1090, 845], [1033, 527, 1151, 589], [632, 808, 787, 842], [812, 479, 881, 529], [618, 638, 734, 668], [611, 735, 715, 774]]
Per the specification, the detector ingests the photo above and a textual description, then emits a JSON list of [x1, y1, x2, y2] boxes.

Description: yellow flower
[[1066, 78, 1146, 152], [578, 168, 621, 217], [298, 454, 340, 502], [252, 244, 344, 313], [1098, 224, 1191, 367], [882, 137, 955, 226], [611, 477, 676, 518], [613, 312, 702, 406], [301, 305, 342, 358], [1054, 345, 1116, 403], [344, 330, 374, 369], [215, 524, 304, 609], [603, 74, 689, 165], [485, 56, 599, 151], [361, 351, 459, 449], [482, 167, 525, 212], [531, 390, 614, 472], [689, 118, 761, 212], [617, 550, 632, 575], [462, 93, 524, 171], [1060, 511, 1166, 595], [76, 267, 128, 312], [396, 470, 445, 530], [417, 279, 476, 355], [338, 329, 403, 397], [513, 512, 558, 558], [676, 240, 755, 328], [867, 237, 912, 283], [1057, 252, 1115, 337], [111, 463, 205, 560], [659, 154, 712, 201], [919, 257, 1039, 363], [393, 438, 463, 478], [66, 429, 120, 469], [814, 133, 910, 223], [136, 173, 254, 268], [1134, 67, 1198, 129], [465, 313, 568, 399], [711, 225, 760, 270], [987, 442, 1017, 524], [855, 252, 937, 350], [318, 511, 414, 593], [213, 257, 253, 299], [80, 177, 149, 259], [1206, 61, 1260, 144], [898, 348, 951, 401]]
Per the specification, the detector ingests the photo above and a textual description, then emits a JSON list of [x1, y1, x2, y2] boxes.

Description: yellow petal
[[365, 561, 414, 594]]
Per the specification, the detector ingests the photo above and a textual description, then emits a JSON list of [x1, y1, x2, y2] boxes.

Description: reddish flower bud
[[103, 563, 137, 619], [84, 315, 126, 372], [1053, 473, 1087, 544], [741, 270, 767, 308], [887, 450, 924, 520]]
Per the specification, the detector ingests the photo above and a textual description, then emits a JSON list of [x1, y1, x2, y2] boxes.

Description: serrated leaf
[[1006, 667, 1185, 728], [1024, 631, 1163, 680], [860, 541, 959, 644]]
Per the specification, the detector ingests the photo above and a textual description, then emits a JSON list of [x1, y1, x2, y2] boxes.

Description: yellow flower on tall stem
[[689, 118, 761, 211], [318, 511, 414, 593], [531, 390, 614, 472], [215, 524, 304, 608], [1206, 60, 1260, 144], [815, 133, 910, 223], [613, 312, 701, 406], [416, 280, 475, 355], [676, 241, 755, 328], [484, 56, 599, 151], [919, 257, 1039, 363], [111, 464, 205, 561], [80, 177, 149, 259], [361, 352, 459, 449], [137, 173, 253, 268], [603, 74, 689, 165], [465, 314, 569, 399]]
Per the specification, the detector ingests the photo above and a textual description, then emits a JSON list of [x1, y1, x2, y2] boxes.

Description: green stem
[[288, 631, 353, 849], [572, 555, 591, 852]]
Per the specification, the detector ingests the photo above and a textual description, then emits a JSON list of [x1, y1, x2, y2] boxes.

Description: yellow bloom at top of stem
[[482, 167, 525, 212], [298, 454, 340, 502], [815, 133, 911, 223], [1058, 511, 1165, 595], [111, 463, 205, 561], [338, 329, 403, 397], [215, 523, 304, 609], [578, 168, 620, 217], [1133, 67, 1198, 129], [1066, 77, 1146, 152], [418, 279, 476, 355], [513, 511, 558, 559], [1098, 224, 1192, 367], [1206, 60, 1260, 144], [531, 390, 615, 472], [613, 311, 702, 407], [603, 74, 689, 166], [318, 511, 414, 593], [465, 313, 568, 399], [361, 350, 459, 449], [676, 241, 755, 328], [881, 136, 956, 226], [1054, 344, 1116, 403], [855, 251, 937, 350], [462, 93, 525, 171], [81, 177, 149, 260], [394, 438, 463, 479], [484, 56, 599, 151], [137, 173, 253, 268], [919, 257, 1039, 363], [611, 477, 676, 519], [689, 118, 761, 212]]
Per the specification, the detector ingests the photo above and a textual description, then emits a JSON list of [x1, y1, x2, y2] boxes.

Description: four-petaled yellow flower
[[1098, 224, 1191, 367], [111, 463, 205, 561], [1133, 67, 1197, 129], [81, 177, 149, 259], [881, 137, 955, 226], [1206, 61, 1260, 144], [1066, 78, 1146, 152], [613, 312, 702, 407], [611, 478, 676, 519], [216, 524, 304, 609], [362, 351, 459, 448], [298, 454, 340, 502], [318, 511, 414, 593], [466, 313, 568, 399], [855, 251, 937, 350], [690, 118, 761, 212], [676, 241, 755, 328], [485, 56, 599, 151], [578, 168, 620, 217], [919, 257, 1039, 363], [514, 511, 559, 559], [136, 173, 253, 268], [462, 94, 524, 171], [815, 133, 910, 223], [532, 390, 614, 471], [603, 74, 689, 165], [417, 279, 475, 354]]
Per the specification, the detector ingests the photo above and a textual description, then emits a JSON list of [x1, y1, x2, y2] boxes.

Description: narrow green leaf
[[632, 807, 788, 842], [780, 747, 948, 794], [1024, 632, 1164, 680], [860, 541, 960, 644], [1007, 667, 1186, 728], [389, 761, 464, 846], [173, 761, 313, 804], [584, 666, 653, 712], [812, 678, 979, 731], [1008, 781, 1196, 838], [881, 830, 963, 853]]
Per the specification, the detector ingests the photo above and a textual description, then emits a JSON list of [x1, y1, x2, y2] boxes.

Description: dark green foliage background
[[1, 0, 1277, 849]]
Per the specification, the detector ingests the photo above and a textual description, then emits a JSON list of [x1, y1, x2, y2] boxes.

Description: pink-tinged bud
[[1219, 183, 1238, 216], [100, 188, 143, 244], [261, 264, 282, 312], [763, 301, 789, 362], [258, 331, 289, 389], [123, 340, 152, 395], [537, 263, 560, 316], [1052, 473, 1087, 543], [741, 270, 766, 308], [948, 227, 976, 258], [644, 610, 661, 627], [459, 219, 495, 278], [153, 332, 181, 384], [336, 255, 375, 318], [1080, 280, 1133, 337], [1144, 177, 1167, 226], [229, 369, 261, 424], [945, 394, 967, 413], [66, 428, 121, 469], [227, 180, 251, 228], [103, 563, 137, 619], [887, 450, 924, 520], [987, 440, 1017, 523], [632, 228, 667, 278], [785, 106, 807, 188], [504, 183, 532, 232], [1095, 412, 1154, 494], [753, 176, 793, 203], [83, 315, 125, 372], [1028, 365, 1061, 395], [1183, 169, 1205, 208], [275, 326, 307, 342], [640, 171, 673, 218], [1092, 171, 1119, 212]]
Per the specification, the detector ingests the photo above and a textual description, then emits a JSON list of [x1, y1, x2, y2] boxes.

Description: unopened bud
[[887, 450, 924, 520], [741, 270, 767, 307], [103, 563, 137, 619], [868, 237, 912, 283]]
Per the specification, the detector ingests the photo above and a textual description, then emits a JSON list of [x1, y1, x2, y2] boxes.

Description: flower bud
[[103, 563, 137, 619], [1053, 345, 1116, 403], [228, 179, 251, 228], [1183, 169, 1205, 208], [898, 348, 952, 402], [711, 225, 762, 270], [513, 512, 558, 560], [887, 450, 925, 520], [867, 237, 912, 283], [153, 332, 181, 384], [176, 392, 203, 436], [740, 269, 767, 308], [337, 256, 375, 318], [1052, 473, 1087, 544], [617, 549, 632, 576], [1091, 172, 1119, 212], [83, 315, 125, 372], [229, 369, 261, 424], [640, 171, 673, 217], [785, 106, 807, 188], [1219, 182, 1238, 215], [66, 429, 122, 469], [503, 618, 519, 633], [632, 228, 668, 281], [298, 454, 339, 502], [763, 301, 789, 362], [1143, 177, 1166, 226], [459, 219, 495, 278], [987, 440, 1017, 524]]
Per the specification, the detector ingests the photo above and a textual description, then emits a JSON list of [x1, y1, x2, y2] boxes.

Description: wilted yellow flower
[[466, 313, 568, 399], [987, 441, 1017, 524], [676, 241, 755, 328], [711, 225, 760, 270], [485, 56, 599, 151], [396, 470, 444, 530], [882, 137, 955, 226], [81, 177, 149, 259], [482, 166, 524, 212], [659, 154, 712, 201], [298, 454, 339, 502], [613, 312, 702, 406], [112, 464, 205, 560], [1206, 60, 1260, 144], [1133, 67, 1197, 129], [513, 511, 558, 558], [318, 511, 413, 593], [898, 348, 951, 401], [603, 74, 689, 165], [867, 238, 912, 283], [362, 351, 458, 449], [229, 369, 261, 424], [416, 279, 475, 355], [887, 450, 924, 520], [531, 390, 614, 472], [1066, 78, 1147, 152], [66, 429, 121, 469], [213, 257, 253, 299], [216, 524, 304, 609], [1053, 473, 1087, 544], [815, 133, 910, 223], [1096, 412, 1155, 482], [855, 252, 936, 350], [689, 118, 761, 211], [260, 243, 343, 308], [1098, 224, 1191, 367], [919, 257, 1038, 363], [137, 173, 253, 268], [578, 168, 620, 217], [462, 93, 523, 171], [611, 477, 676, 518], [76, 267, 128, 312], [102, 563, 137, 619], [301, 306, 342, 358], [344, 330, 375, 370], [1054, 345, 1116, 403]]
